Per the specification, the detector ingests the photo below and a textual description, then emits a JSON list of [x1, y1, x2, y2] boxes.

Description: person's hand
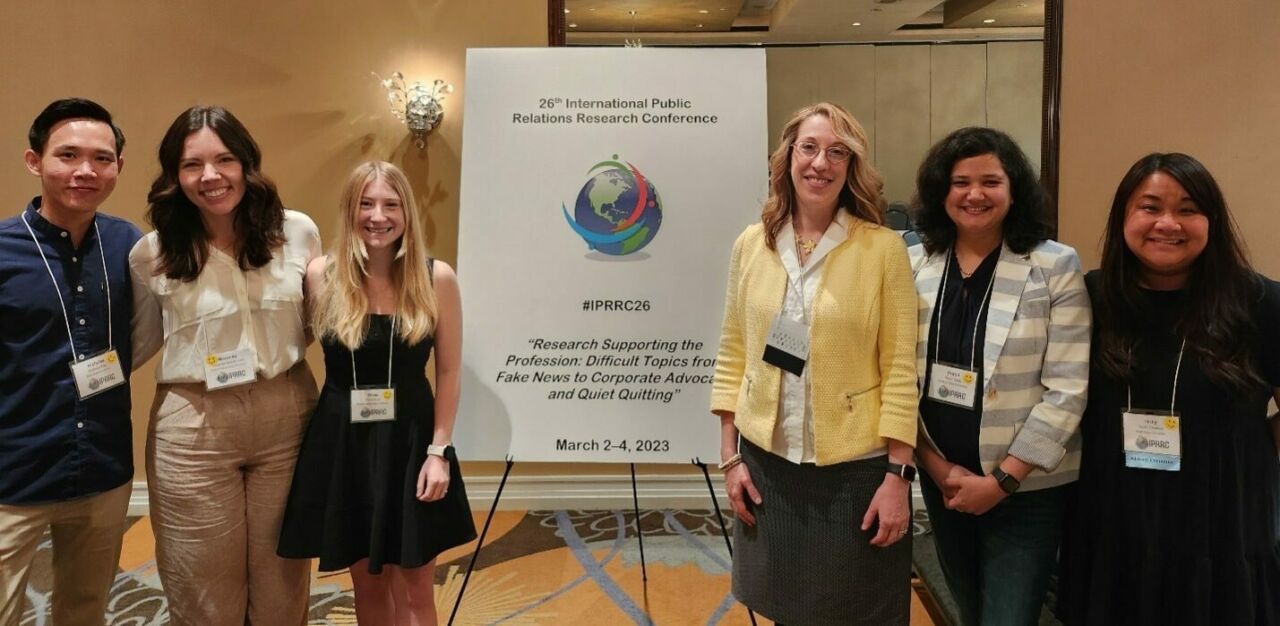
[[862, 474, 911, 547], [416, 455, 450, 502], [944, 474, 1006, 515], [927, 461, 976, 500], [724, 462, 762, 526]]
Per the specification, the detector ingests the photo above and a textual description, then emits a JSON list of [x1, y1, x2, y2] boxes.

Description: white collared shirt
[[130, 210, 321, 383], [770, 212, 849, 463]]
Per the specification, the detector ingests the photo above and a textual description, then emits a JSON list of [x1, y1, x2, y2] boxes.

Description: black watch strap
[[886, 462, 917, 483], [991, 467, 1021, 494]]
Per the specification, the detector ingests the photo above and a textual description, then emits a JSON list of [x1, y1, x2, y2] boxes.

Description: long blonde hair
[[314, 161, 437, 349], [761, 102, 885, 249]]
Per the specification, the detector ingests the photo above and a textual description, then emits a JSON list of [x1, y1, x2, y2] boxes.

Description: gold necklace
[[795, 235, 818, 255]]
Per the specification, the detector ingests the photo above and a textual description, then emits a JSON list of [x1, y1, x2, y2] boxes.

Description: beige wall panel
[[874, 45, 932, 206], [766, 46, 877, 160], [987, 41, 1043, 174], [929, 44, 987, 144], [1059, 1, 1280, 274], [0, 0, 553, 482]]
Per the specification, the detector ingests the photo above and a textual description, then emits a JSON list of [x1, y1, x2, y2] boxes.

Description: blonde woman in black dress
[[279, 161, 475, 625]]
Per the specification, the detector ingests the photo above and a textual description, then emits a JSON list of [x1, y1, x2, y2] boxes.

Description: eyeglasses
[[792, 141, 852, 164]]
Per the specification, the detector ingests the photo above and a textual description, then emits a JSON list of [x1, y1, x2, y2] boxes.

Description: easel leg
[[629, 462, 648, 582], [695, 458, 758, 626], [448, 456, 515, 626]]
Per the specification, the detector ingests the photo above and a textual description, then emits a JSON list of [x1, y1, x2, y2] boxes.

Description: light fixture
[[569, 22, 578, 27], [851, 21, 862, 26], [698, 9, 709, 13], [983, 18, 996, 23], [378, 72, 454, 149], [564, 8, 570, 13], [696, 23, 703, 28]]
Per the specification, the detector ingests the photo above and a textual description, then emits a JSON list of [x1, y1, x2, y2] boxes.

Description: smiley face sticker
[[1164, 416, 1179, 430], [382, 390, 393, 400], [105, 352, 118, 363], [206, 355, 219, 366], [962, 372, 975, 384]]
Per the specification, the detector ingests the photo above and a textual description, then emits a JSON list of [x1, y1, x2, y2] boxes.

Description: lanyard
[[934, 250, 996, 370], [351, 315, 395, 388], [790, 237, 813, 326], [20, 212, 112, 359], [1126, 339, 1186, 413]]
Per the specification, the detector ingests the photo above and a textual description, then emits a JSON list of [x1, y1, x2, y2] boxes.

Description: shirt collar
[[23, 196, 103, 249]]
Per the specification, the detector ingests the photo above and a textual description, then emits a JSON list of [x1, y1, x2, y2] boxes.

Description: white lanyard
[[791, 238, 812, 326], [1127, 339, 1187, 413], [352, 315, 396, 387], [20, 212, 112, 359], [933, 250, 996, 370]]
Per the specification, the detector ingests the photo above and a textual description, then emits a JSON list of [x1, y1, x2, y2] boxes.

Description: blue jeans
[[920, 475, 1068, 626]]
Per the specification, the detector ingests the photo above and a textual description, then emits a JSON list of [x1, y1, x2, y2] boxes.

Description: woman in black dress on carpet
[[278, 161, 475, 625], [1057, 153, 1280, 625]]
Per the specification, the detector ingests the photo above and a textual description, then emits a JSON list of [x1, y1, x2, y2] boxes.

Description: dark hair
[[1095, 152, 1263, 392], [912, 127, 1050, 255], [146, 106, 285, 281], [28, 98, 125, 156]]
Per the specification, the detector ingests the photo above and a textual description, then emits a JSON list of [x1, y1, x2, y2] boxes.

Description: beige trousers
[[0, 481, 131, 626], [147, 363, 317, 626]]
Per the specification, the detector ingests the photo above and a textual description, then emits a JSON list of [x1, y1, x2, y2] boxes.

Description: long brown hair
[[761, 102, 884, 250], [1095, 152, 1264, 392], [146, 106, 285, 281]]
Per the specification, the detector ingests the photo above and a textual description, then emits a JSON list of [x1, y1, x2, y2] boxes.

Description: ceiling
[[564, 0, 1044, 45]]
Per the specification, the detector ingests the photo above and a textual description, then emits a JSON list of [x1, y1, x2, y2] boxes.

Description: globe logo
[[562, 155, 663, 256]]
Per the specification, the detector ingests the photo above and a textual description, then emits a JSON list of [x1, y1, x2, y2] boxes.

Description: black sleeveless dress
[[278, 314, 476, 574], [1056, 273, 1280, 625]]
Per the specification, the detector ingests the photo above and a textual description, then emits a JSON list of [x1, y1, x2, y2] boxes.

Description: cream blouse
[[130, 210, 321, 383], [772, 211, 886, 464]]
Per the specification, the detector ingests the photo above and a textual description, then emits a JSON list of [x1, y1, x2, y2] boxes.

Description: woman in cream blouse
[[130, 106, 320, 626]]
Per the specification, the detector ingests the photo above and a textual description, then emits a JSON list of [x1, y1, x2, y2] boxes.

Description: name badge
[[69, 349, 126, 399], [1122, 410, 1181, 471], [926, 361, 979, 409], [762, 314, 809, 377], [351, 387, 396, 423], [203, 348, 257, 391]]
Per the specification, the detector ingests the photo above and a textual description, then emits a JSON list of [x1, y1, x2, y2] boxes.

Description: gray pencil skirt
[[732, 439, 912, 626]]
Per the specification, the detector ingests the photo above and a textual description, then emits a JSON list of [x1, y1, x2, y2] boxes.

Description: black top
[[921, 247, 1000, 475], [0, 199, 141, 504], [1057, 271, 1280, 625]]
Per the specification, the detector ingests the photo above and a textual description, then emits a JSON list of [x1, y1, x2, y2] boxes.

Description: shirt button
[[79, 354, 86, 360], [60, 231, 68, 238], [77, 285, 85, 292], [72, 256, 79, 263], [77, 422, 84, 429], [78, 318, 86, 325]]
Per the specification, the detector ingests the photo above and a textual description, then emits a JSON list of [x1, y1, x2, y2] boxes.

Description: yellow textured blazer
[[710, 220, 919, 465]]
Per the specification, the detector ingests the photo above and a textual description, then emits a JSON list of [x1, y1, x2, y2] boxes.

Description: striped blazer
[[909, 240, 1090, 491]]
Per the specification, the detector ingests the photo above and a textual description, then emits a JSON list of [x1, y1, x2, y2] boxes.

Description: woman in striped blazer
[[908, 127, 1090, 625]]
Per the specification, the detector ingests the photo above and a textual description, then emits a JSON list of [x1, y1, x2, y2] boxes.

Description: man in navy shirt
[[0, 99, 141, 625]]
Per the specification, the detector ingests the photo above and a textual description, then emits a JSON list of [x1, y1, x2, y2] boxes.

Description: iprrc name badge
[[203, 348, 257, 391], [70, 349, 125, 399], [1122, 410, 1182, 471], [351, 387, 396, 423]]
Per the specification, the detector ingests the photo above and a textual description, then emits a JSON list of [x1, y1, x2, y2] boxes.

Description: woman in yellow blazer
[[710, 102, 919, 626]]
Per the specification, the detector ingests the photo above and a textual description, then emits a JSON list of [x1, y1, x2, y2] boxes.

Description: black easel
[[694, 458, 758, 626], [448, 458, 753, 625]]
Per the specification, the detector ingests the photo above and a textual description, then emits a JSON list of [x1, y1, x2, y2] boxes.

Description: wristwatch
[[991, 467, 1021, 494], [426, 443, 453, 458], [886, 462, 917, 483]]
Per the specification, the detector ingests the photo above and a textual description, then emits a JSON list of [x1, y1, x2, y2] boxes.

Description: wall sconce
[[379, 72, 454, 149]]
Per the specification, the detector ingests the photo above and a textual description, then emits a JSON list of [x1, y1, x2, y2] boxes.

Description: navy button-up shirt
[[0, 198, 141, 504]]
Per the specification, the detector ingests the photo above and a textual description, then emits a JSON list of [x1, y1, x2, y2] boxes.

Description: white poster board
[[455, 48, 767, 462]]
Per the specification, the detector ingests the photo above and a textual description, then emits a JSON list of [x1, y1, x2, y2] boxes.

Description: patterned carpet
[[18, 509, 941, 625]]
